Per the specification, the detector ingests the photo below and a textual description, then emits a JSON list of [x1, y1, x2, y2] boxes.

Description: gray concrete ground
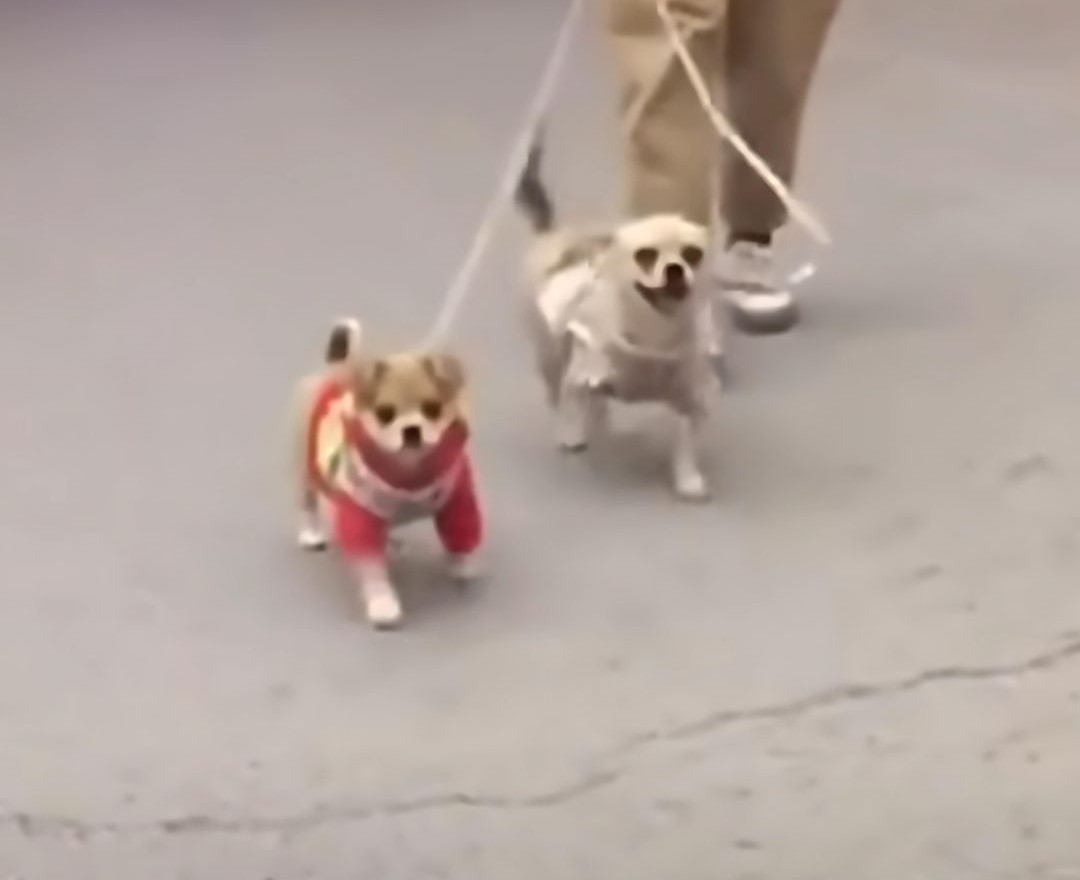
[[1, 0, 1079, 876]]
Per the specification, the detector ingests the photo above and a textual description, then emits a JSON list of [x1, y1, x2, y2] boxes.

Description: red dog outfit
[[306, 379, 483, 562]]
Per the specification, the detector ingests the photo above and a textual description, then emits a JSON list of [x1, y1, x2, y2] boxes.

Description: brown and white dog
[[291, 319, 483, 628], [515, 141, 720, 500]]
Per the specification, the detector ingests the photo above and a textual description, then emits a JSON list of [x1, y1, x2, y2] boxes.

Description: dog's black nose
[[664, 262, 686, 284], [402, 425, 423, 448]]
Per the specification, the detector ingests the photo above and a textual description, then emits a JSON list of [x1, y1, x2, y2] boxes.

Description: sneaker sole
[[728, 299, 800, 335]]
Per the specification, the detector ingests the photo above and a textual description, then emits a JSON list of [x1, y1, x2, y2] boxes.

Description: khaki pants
[[604, 0, 840, 231]]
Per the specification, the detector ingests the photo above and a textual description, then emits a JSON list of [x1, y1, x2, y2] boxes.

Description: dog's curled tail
[[515, 132, 555, 234], [324, 317, 363, 364]]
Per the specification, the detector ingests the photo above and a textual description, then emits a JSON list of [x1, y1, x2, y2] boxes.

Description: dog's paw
[[297, 525, 329, 552], [674, 469, 710, 502], [447, 553, 483, 584], [557, 423, 589, 453], [361, 583, 403, 630], [710, 353, 729, 390]]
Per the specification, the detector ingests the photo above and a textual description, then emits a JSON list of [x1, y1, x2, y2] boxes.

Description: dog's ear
[[422, 353, 466, 398], [349, 357, 387, 406]]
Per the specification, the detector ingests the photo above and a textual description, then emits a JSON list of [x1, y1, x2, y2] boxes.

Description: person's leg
[[604, 0, 729, 364], [718, 0, 840, 333], [603, 0, 728, 226]]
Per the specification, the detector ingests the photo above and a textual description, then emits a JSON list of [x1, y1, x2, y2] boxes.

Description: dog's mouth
[[367, 424, 449, 455], [635, 280, 690, 312], [382, 428, 445, 462]]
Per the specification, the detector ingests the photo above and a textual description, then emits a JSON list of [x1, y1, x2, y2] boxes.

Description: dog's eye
[[633, 247, 659, 271], [373, 404, 397, 426], [420, 400, 443, 421], [681, 245, 704, 267]]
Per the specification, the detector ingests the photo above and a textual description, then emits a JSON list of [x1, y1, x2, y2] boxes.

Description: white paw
[[674, 469, 710, 502], [447, 553, 482, 583], [556, 387, 592, 452], [363, 585, 403, 630], [297, 525, 328, 551], [557, 423, 588, 453]]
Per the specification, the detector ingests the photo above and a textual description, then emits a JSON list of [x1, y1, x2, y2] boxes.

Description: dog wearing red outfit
[[291, 318, 483, 629]]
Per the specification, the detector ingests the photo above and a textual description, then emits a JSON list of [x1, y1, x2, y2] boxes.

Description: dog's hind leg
[[297, 488, 328, 551], [292, 378, 329, 551]]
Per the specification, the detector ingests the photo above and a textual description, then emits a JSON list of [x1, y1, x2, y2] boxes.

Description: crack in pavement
[[6, 632, 1080, 842], [3, 769, 622, 842], [617, 632, 1080, 751]]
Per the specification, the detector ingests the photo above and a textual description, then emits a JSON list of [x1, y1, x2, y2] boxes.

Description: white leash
[[422, 0, 584, 348], [655, 0, 832, 246], [421, 0, 830, 349]]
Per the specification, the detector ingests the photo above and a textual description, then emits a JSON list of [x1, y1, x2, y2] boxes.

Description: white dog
[[515, 140, 720, 500]]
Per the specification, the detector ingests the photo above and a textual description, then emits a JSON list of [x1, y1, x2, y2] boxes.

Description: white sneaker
[[718, 240, 798, 334]]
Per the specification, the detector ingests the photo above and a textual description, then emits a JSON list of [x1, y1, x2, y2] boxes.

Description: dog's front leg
[[336, 501, 403, 629], [347, 558, 403, 629], [694, 294, 726, 383], [556, 376, 591, 452], [435, 460, 484, 585], [557, 339, 610, 452], [583, 390, 610, 443], [671, 413, 709, 501], [557, 378, 611, 452]]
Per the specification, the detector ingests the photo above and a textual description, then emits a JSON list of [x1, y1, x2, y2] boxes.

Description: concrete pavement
[[2, 0, 1079, 876]]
